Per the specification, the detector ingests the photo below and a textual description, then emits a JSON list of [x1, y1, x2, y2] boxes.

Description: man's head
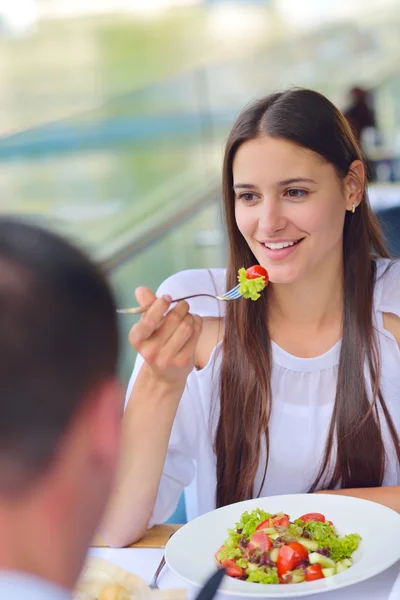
[[0, 218, 122, 584]]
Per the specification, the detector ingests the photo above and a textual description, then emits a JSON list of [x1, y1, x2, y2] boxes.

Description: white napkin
[[388, 570, 400, 600], [74, 558, 186, 600]]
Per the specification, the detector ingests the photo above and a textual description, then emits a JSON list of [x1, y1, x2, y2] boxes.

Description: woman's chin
[[267, 266, 304, 286]]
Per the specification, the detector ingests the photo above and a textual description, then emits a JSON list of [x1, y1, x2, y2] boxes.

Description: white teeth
[[264, 241, 296, 250]]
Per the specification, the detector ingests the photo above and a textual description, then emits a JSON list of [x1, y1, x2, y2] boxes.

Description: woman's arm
[[100, 288, 202, 547], [317, 486, 400, 513]]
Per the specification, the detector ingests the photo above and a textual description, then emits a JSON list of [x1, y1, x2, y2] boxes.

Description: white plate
[[165, 494, 400, 598]]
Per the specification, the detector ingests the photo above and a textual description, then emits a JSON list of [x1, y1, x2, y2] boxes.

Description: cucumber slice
[[292, 572, 305, 583], [322, 568, 336, 578], [335, 561, 349, 574], [268, 533, 280, 540], [269, 548, 280, 563], [258, 527, 277, 535], [342, 558, 353, 568], [296, 538, 319, 552], [309, 552, 336, 569]]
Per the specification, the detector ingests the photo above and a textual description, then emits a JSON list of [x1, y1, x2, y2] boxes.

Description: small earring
[[351, 203, 356, 213]]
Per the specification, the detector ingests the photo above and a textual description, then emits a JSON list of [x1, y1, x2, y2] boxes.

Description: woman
[[102, 88, 400, 548]]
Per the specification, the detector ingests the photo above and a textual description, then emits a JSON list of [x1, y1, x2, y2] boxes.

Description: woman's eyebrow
[[233, 184, 258, 190], [233, 178, 317, 190], [278, 177, 317, 185]]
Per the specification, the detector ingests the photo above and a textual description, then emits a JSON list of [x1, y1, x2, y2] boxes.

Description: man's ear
[[84, 378, 124, 471], [344, 160, 365, 212]]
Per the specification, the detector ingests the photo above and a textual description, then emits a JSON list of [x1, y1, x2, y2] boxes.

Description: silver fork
[[148, 532, 176, 589], [148, 554, 167, 590], [117, 284, 242, 315]]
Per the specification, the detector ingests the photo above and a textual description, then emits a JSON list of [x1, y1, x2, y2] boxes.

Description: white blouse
[[126, 258, 400, 526]]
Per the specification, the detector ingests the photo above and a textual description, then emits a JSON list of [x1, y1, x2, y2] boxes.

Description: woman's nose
[[258, 199, 286, 234]]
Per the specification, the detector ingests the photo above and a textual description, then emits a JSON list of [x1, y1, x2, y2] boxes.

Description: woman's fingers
[[172, 313, 203, 368], [128, 288, 172, 349], [136, 301, 191, 365], [128, 287, 203, 379], [150, 300, 190, 346], [147, 312, 202, 374], [159, 312, 196, 359]]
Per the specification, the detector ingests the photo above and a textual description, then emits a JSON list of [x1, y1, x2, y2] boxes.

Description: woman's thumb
[[135, 286, 157, 307]]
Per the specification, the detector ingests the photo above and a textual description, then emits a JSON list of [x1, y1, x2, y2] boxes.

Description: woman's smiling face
[[233, 136, 353, 285]]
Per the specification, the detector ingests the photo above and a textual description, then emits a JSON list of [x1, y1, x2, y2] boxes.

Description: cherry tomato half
[[246, 265, 269, 283], [256, 514, 289, 531], [215, 545, 224, 562], [276, 545, 295, 579], [221, 559, 244, 578], [298, 513, 326, 523], [286, 542, 308, 569], [248, 531, 272, 551], [305, 564, 324, 581]]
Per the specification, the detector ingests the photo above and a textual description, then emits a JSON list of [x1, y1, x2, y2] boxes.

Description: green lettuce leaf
[[236, 557, 249, 569], [234, 508, 273, 538], [246, 567, 279, 584], [328, 533, 362, 562], [287, 523, 304, 538], [215, 544, 243, 562], [296, 520, 361, 562]]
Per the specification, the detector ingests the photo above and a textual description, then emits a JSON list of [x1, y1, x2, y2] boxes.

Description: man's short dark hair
[[0, 218, 119, 494]]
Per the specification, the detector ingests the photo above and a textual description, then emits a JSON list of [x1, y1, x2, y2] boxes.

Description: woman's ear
[[344, 160, 365, 212]]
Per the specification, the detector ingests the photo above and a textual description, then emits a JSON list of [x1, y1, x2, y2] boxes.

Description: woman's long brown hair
[[215, 89, 400, 507]]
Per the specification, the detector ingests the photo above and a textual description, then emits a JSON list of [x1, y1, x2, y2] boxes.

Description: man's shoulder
[[0, 571, 70, 600]]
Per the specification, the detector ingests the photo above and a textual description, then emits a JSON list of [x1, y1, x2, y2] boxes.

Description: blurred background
[[1, 0, 400, 387]]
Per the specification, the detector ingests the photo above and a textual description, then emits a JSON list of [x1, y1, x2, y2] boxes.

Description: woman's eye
[[285, 188, 307, 199], [238, 193, 259, 203]]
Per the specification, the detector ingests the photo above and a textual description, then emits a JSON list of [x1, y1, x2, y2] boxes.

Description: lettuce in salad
[[216, 509, 273, 563], [295, 520, 362, 562], [246, 568, 279, 584], [216, 508, 362, 586], [234, 508, 273, 537]]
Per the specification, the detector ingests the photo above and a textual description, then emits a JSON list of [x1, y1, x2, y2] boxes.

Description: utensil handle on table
[[148, 556, 166, 589], [148, 531, 176, 589], [193, 568, 226, 600]]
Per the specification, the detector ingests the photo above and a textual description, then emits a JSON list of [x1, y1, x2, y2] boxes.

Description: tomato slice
[[256, 514, 289, 531], [246, 265, 269, 283], [256, 518, 272, 531], [286, 542, 308, 569], [221, 559, 244, 578], [298, 513, 326, 523], [273, 515, 289, 528], [215, 545, 225, 562], [305, 564, 324, 581], [249, 531, 272, 551], [276, 545, 295, 579]]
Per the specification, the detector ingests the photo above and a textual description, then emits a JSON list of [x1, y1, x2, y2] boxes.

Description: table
[[88, 546, 400, 599]]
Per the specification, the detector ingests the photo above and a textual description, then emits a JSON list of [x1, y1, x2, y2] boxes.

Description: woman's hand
[[129, 287, 202, 385]]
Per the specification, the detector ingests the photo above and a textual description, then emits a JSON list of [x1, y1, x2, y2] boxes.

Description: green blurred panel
[[0, 134, 217, 252]]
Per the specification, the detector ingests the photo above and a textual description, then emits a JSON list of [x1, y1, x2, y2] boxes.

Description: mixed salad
[[238, 266, 269, 300], [215, 508, 361, 585]]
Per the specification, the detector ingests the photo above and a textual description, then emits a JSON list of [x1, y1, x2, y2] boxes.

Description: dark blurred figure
[[0, 218, 122, 599], [344, 86, 376, 146]]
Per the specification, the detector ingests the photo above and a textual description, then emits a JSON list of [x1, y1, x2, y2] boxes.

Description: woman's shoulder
[[156, 268, 227, 317], [375, 258, 400, 347], [375, 258, 400, 313]]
